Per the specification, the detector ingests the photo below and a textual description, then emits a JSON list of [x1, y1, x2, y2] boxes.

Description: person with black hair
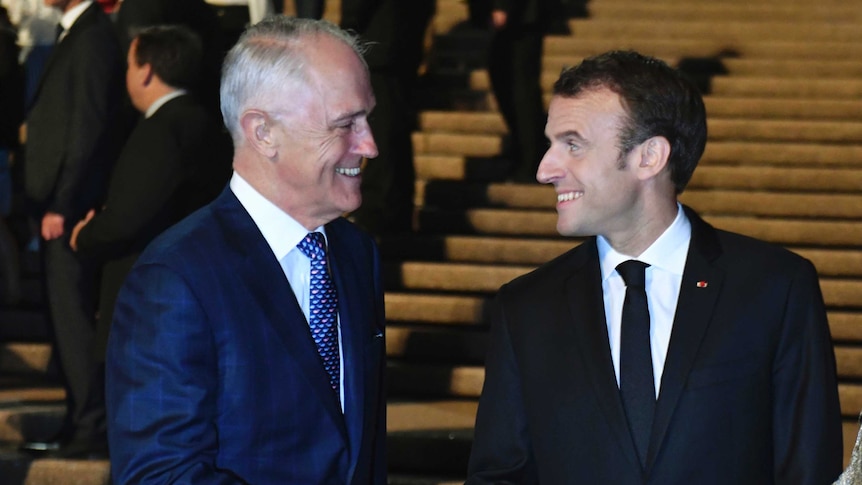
[[467, 50, 843, 484], [71, 24, 231, 364]]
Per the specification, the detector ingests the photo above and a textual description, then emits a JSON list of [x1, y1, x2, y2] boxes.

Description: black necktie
[[617, 260, 655, 469], [55, 23, 65, 43]]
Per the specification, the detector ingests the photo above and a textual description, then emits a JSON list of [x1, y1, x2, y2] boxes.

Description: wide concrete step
[[419, 181, 862, 219], [413, 154, 510, 182], [469, 70, 862, 101], [421, 108, 862, 145], [414, 156, 862, 192], [593, 0, 859, 4], [543, 37, 862, 62], [385, 293, 488, 325], [0, 343, 52, 375], [388, 400, 478, 433], [702, 97, 862, 121], [418, 209, 862, 248], [0, 453, 111, 485], [390, 358, 862, 406], [387, 325, 487, 365], [542, 57, 862, 82], [566, 19, 862, 43], [386, 290, 862, 343], [711, 77, 862, 99], [584, 3, 862, 23], [577, 92, 862, 121], [390, 262, 862, 309], [414, 133, 862, 168], [692, 165, 862, 193], [385, 234, 862, 279], [389, 362, 485, 399]]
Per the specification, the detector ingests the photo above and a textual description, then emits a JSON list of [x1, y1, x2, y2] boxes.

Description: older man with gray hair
[[106, 16, 386, 484]]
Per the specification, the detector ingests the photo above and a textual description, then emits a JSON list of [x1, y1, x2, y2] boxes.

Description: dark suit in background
[[294, 0, 323, 18], [469, 0, 563, 182], [24, 0, 123, 453], [341, 0, 435, 236], [75, 94, 229, 360]]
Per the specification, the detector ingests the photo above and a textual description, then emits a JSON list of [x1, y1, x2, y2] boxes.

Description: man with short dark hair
[[467, 50, 843, 484], [106, 16, 386, 484], [71, 24, 230, 369]]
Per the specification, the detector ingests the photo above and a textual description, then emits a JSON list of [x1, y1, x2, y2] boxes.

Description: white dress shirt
[[230, 172, 345, 409], [144, 90, 186, 119], [57, 0, 91, 41], [598, 203, 691, 398]]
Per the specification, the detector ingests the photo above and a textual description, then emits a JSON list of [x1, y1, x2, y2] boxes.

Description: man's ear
[[636, 136, 671, 181], [142, 63, 155, 87], [240, 110, 277, 159]]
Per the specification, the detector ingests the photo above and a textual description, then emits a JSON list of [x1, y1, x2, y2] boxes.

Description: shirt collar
[[598, 203, 691, 281], [60, 1, 92, 32], [145, 90, 187, 119], [229, 172, 325, 261]]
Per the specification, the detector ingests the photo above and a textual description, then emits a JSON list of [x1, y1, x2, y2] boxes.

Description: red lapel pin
[[696, 281, 708, 288]]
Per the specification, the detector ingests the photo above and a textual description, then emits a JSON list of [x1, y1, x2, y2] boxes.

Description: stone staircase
[[2, 0, 862, 483], [389, 0, 862, 481]]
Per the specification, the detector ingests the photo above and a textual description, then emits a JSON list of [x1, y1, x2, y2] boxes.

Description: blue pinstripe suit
[[106, 188, 387, 484]]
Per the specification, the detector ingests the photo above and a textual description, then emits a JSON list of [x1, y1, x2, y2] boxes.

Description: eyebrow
[[554, 130, 588, 143], [330, 108, 370, 127]]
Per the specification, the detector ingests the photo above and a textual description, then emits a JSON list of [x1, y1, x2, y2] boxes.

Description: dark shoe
[[19, 439, 62, 453]]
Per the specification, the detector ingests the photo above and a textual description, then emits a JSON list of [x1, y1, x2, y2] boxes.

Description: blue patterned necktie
[[617, 259, 654, 469], [297, 232, 340, 398]]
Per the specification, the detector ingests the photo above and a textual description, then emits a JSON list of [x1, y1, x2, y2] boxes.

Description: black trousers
[[488, 25, 547, 182], [43, 236, 105, 442]]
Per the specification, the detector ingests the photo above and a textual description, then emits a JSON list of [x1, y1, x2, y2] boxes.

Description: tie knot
[[616, 260, 649, 288], [297, 232, 327, 261]]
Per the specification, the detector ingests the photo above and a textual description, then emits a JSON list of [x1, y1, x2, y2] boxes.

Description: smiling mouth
[[558, 191, 583, 203], [335, 167, 361, 177]]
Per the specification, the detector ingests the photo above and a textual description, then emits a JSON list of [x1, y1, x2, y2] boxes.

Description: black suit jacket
[[76, 94, 229, 261], [75, 94, 231, 355], [467, 207, 843, 484], [24, 3, 123, 224]]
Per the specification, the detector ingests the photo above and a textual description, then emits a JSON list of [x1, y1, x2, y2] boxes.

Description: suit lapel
[[647, 207, 724, 469], [29, 4, 99, 109], [325, 220, 369, 474], [213, 189, 349, 440], [566, 239, 643, 472]]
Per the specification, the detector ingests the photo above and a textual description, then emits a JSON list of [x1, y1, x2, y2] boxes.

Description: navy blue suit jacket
[[467, 207, 843, 484], [106, 188, 387, 484]]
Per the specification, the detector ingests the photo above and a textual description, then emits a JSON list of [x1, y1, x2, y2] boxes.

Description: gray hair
[[219, 16, 367, 142]]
